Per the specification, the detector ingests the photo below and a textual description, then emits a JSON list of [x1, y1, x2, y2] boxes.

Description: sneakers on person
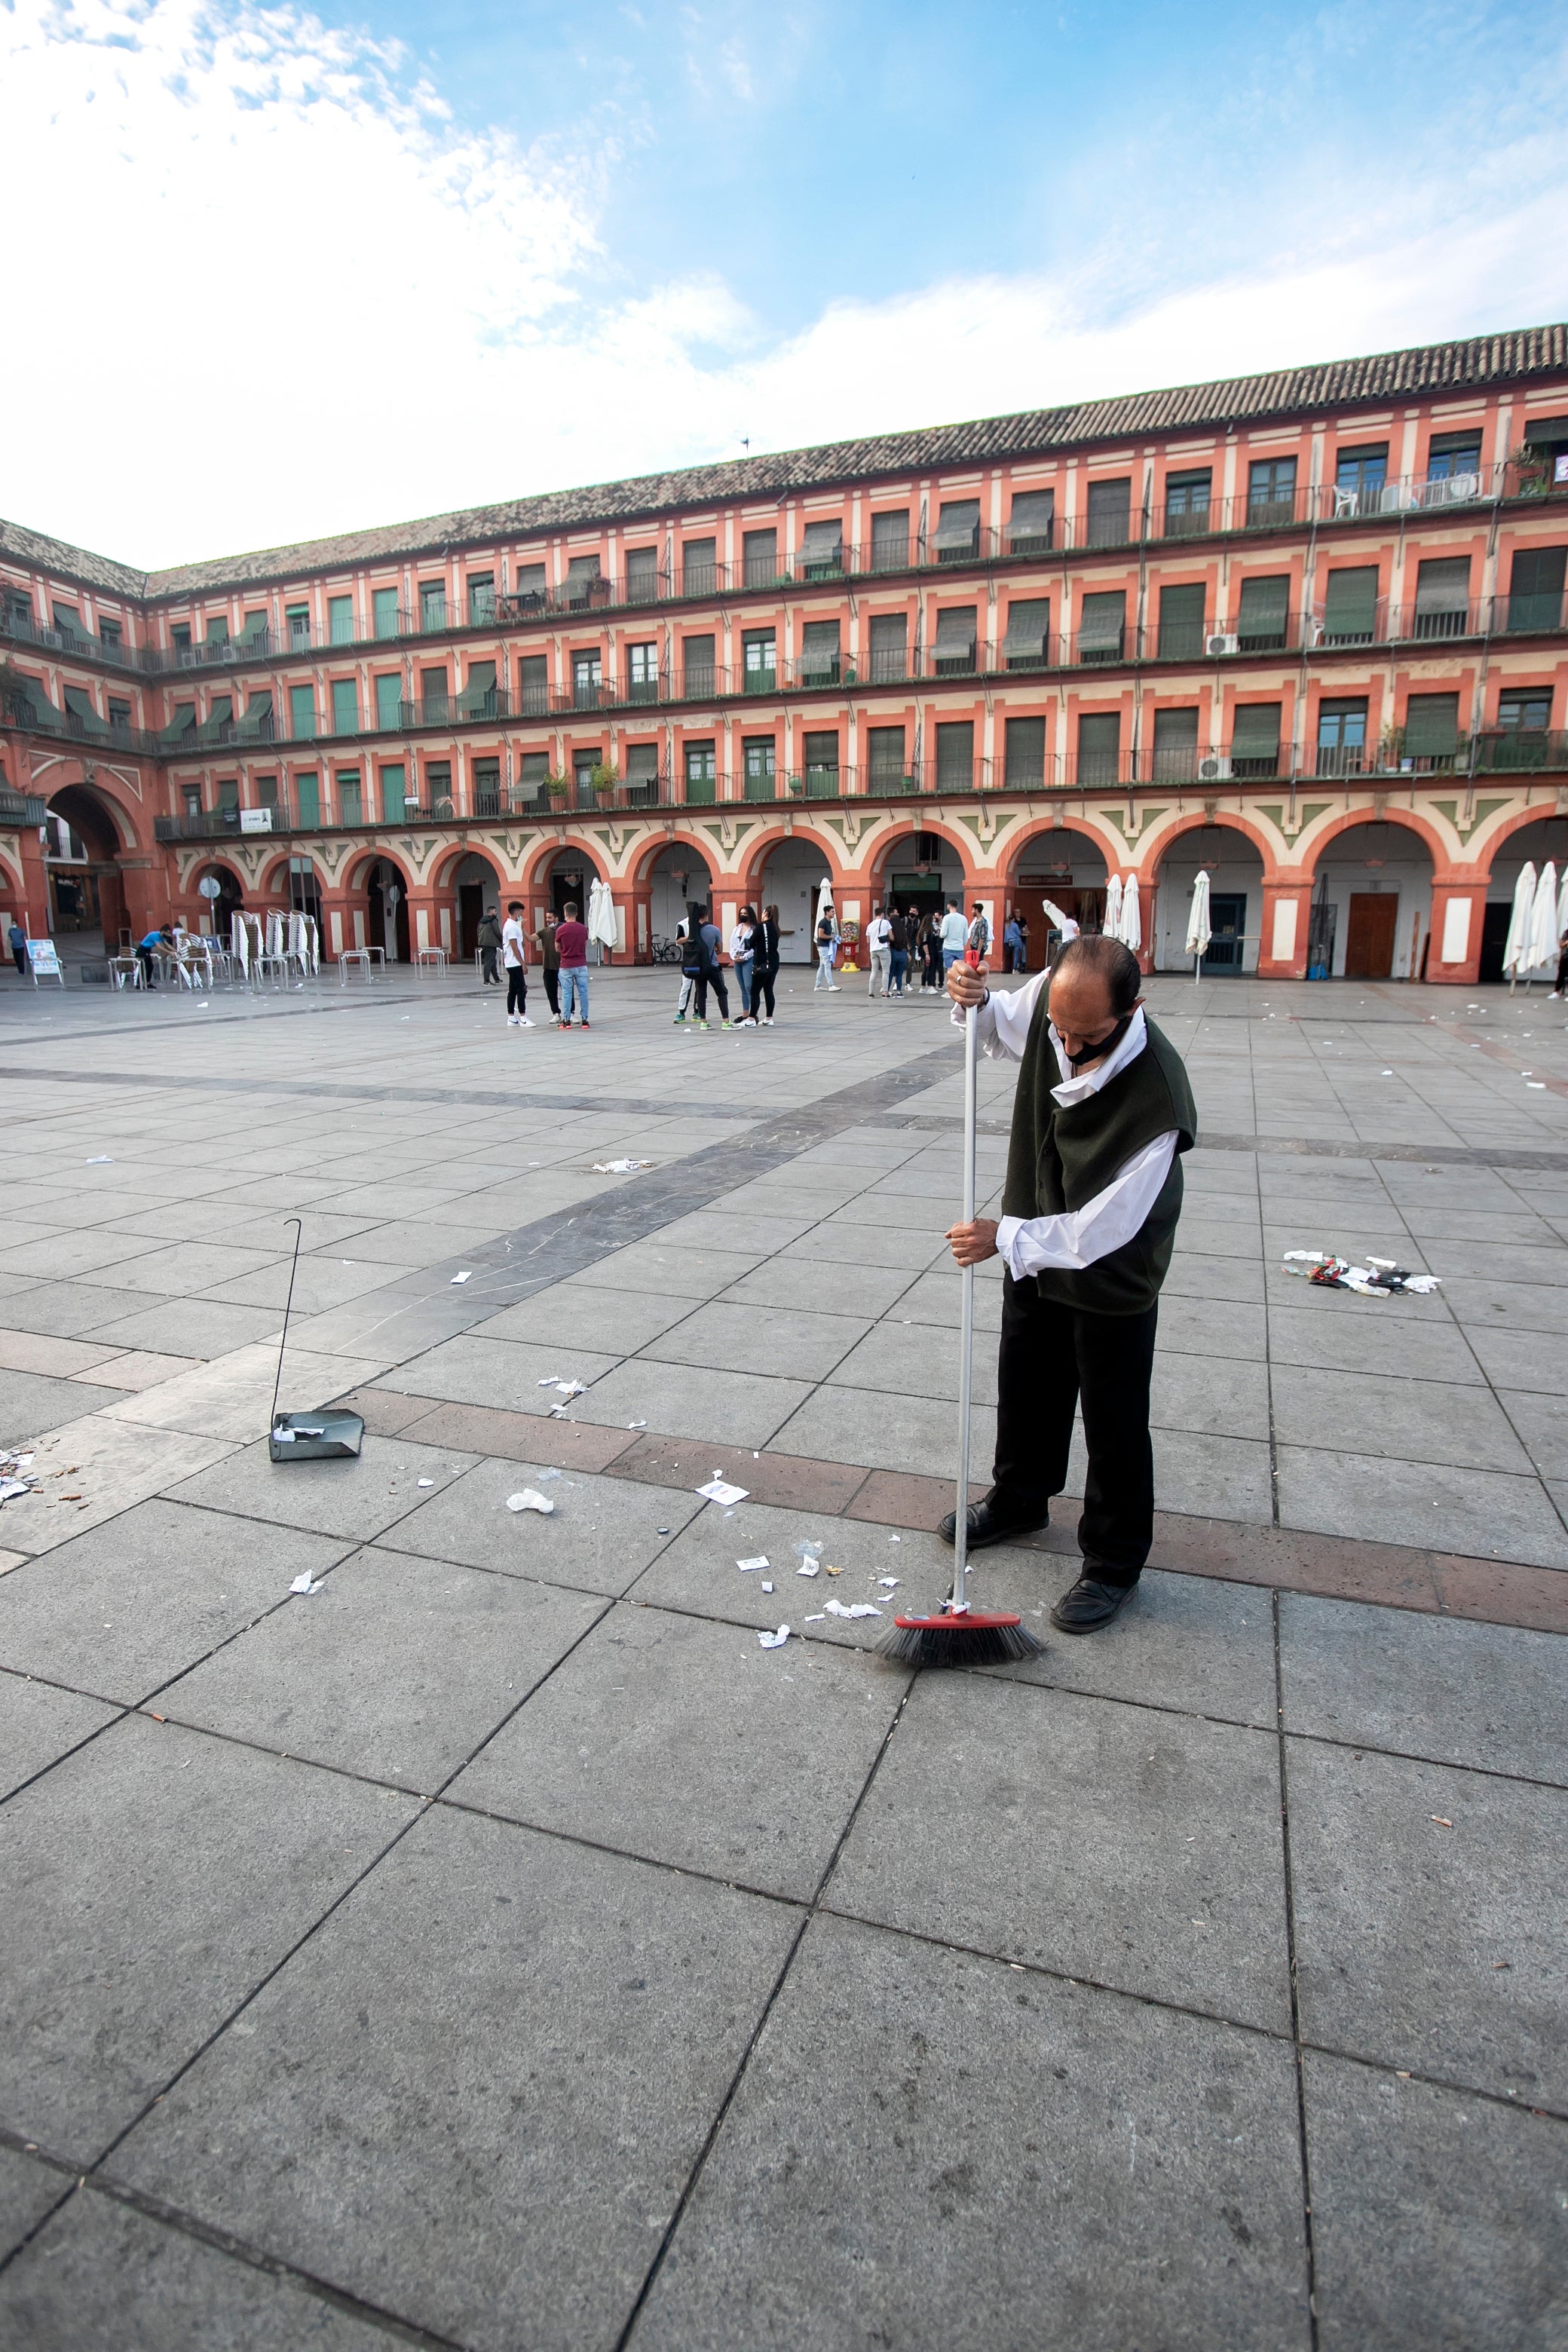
[[673, 1015, 686, 1024], [721, 1019, 733, 1029], [761, 1016, 773, 1025], [580, 1021, 590, 1029], [519, 1016, 534, 1026], [694, 1018, 709, 1030], [507, 1014, 519, 1026], [828, 984, 841, 992]]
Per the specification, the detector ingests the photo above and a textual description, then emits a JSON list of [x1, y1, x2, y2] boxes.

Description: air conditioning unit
[[1199, 755, 1233, 782], [1205, 632, 1239, 657]]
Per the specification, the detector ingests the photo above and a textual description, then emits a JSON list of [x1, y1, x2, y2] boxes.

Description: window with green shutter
[[1506, 547, 1565, 632], [1156, 582, 1205, 660], [1321, 568, 1378, 645], [337, 770, 363, 825], [285, 604, 311, 647], [934, 721, 972, 789], [1412, 557, 1471, 639], [1003, 599, 1050, 670], [1085, 478, 1132, 547], [684, 740, 718, 804], [419, 580, 447, 629], [1004, 716, 1046, 786], [328, 596, 354, 645], [743, 736, 777, 800], [330, 678, 360, 735], [372, 587, 400, 639], [296, 771, 320, 827], [804, 729, 840, 795], [1076, 711, 1120, 782], [289, 684, 317, 740], [517, 654, 547, 714], [1230, 703, 1281, 775], [866, 726, 905, 789], [1404, 694, 1459, 764], [1236, 575, 1290, 651], [380, 764, 406, 822], [375, 674, 403, 730], [1151, 706, 1199, 781]]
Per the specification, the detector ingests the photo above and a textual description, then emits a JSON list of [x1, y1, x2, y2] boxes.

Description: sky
[[4, 0, 1567, 570]]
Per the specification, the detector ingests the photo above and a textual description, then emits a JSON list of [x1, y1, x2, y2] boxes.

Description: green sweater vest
[[1000, 1002, 1199, 1314]]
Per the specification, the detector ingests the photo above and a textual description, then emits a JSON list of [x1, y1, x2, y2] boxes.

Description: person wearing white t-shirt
[[501, 902, 532, 1027], [866, 907, 893, 997]]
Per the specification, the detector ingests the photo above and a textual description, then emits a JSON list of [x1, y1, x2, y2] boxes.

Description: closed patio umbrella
[[1104, 874, 1123, 939], [587, 877, 618, 957], [1119, 874, 1141, 954], [1526, 861, 1558, 975], [1502, 861, 1536, 985], [1187, 871, 1212, 984]]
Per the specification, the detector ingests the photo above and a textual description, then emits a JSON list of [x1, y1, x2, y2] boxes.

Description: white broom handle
[[950, 998, 978, 1614]]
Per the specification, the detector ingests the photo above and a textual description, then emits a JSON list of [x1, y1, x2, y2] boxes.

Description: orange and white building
[[3, 321, 1567, 984]]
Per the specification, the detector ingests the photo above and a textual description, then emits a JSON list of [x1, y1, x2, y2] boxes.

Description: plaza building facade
[[3, 323, 1568, 984]]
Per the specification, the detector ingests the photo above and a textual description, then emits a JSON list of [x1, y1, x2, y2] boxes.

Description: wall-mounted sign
[[239, 807, 274, 833]]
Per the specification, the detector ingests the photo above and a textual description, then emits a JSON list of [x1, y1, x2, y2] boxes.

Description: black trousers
[[541, 966, 559, 1018], [506, 968, 527, 1015], [991, 1272, 1159, 1586], [752, 961, 777, 1018], [694, 965, 730, 1019]]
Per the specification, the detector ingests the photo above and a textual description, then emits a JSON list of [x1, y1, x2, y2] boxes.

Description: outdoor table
[[415, 946, 449, 976], [338, 948, 376, 983]]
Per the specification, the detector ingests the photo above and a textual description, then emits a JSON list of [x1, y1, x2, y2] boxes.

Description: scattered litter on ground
[[537, 1377, 585, 1398], [824, 1598, 882, 1619], [825, 1563, 844, 1576], [758, 1625, 790, 1649], [656, 1525, 670, 1535], [737, 1556, 769, 1572], [804, 1612, 825, 1622], [889, 1535, 901, 1543], [417, 1478, 435, 1488], [289, 1573, 323, 1595], [1430, 1815, 1453, 1828], [539, 1468, 560, 1481], [507, 1490, 555, 1514], [697, 1477, 748, 1505], [592, 1158, 655, 1174], [1527, 1082, 1547, 1089], [0, 1478, 32, 1505], [797, 1560, 819, 1577], [794, 1539, 822, 1564], [627, 1419, 648, 1429], [451, 1271, 472, 1284], [761, 1581, 774, 1593], [878, 1577, 899, 1588], [1282, 1250, 1441, 1297], [85, 1155, 113, 1165]]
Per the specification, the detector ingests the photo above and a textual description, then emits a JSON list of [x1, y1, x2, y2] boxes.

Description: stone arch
[[345, 847, 416, 963], [522, 835, 605, 895], [1465, 798, 1568, 877], [41, 773, 148, 947], [1135, 804, 1283, 880], [443, 846, 509, 963], [1148, 814, 1269, 976], [629, 825, 725, 890], [1472, 810, 1568, 985], [737, 819, 852, 905], [191, 858, 246, 941], [1293, 801, 1452, 878], [749, 832, 841, 965], [1305, 813, 1437, 982], [1002, 821, 1113, 969]]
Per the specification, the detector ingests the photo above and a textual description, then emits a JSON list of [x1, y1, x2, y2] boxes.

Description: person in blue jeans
[[555, 901, 590, 1027], [887, 908, 911, 996], [939, 900, 968, 973]]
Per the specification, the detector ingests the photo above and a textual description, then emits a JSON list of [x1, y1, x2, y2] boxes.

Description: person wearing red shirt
[[555, 900, 590, 1028]]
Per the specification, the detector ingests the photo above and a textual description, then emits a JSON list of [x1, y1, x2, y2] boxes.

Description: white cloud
[[2, 0, 1566, 571]]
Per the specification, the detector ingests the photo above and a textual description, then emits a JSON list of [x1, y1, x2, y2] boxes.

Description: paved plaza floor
[[0, 957, 1564, 2349]]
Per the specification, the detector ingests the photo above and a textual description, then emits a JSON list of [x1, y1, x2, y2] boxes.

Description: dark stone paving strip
[[338, 1389, 1568, 1635], [893, 1113, 1568, 1171], [0, 1063, 761, 1123]]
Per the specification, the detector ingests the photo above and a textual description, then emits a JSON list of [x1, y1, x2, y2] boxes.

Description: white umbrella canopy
[[1502, 862, 1536, 977], [1557, 864, 1568, 939], [1526, 862, 1559, 972], [1119, 875, 1141, 954], [1186, 871, 1212, 958], [231, 912, 249, 973], [814, 877, 835, 929], [1104, 874, 1123, 939], [587, 877, 617, 948]]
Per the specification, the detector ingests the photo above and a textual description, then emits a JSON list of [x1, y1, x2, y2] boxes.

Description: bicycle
[[651, 936, 685, 964]]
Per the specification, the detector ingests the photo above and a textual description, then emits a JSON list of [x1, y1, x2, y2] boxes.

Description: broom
[[882, 945, 1043, 1668]]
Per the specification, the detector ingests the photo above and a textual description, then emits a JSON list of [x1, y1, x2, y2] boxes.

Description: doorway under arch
[[757, 838, 832, 963], [1153, 820, 1266, 975], [645, 844, 711, 945], [363, 857, 411, 963], [872, 829, 967, 937], [1307, 819, 1434, 982], [194, 862, 244, 942], [449, 850, 504, 963], [44, 780, 128, 949], [544, 847, 601, 921], [1006, 826, 1111, 967]]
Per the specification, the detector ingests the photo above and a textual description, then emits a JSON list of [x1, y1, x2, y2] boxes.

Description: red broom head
[[880, 1610, 1044, 1668]]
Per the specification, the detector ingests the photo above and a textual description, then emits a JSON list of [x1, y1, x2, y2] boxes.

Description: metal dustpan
[[267, 1218, 364, 1464], [270, 1410, 363, 1462]]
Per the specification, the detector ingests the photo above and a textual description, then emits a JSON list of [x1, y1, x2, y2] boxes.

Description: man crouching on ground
[[942, 935, 1197, 1633]]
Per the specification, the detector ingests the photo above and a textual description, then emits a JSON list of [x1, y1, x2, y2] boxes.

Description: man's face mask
[[1062, 1009, 1135, 1070]]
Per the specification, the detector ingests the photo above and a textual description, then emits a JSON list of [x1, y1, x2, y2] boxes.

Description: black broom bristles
[[880, 1612, 1045, 1668]]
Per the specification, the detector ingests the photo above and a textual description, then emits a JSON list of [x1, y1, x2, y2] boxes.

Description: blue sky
[[3, 0, 1566, 564]]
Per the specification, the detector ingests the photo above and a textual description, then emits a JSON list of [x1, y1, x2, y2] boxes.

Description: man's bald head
[[1049, 935, 1143, 1070]]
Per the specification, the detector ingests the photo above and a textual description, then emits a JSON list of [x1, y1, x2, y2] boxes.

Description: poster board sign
[[240, 807, 275, 833], [26, 939, 63, 982]]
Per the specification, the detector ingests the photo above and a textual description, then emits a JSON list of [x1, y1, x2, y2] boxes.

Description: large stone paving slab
[[1279, 1594, 1568, 1781], [1, 1714, 417, 2156], [0, 1499, 349, 1705], [828, 1672, 1293, 2031], [1286, 1739, 1568, 2105], [379, 1456, 703, 1597], [1303, 2050, 1568, 2352], [633, 1914, 1311, 2352], [0, 1673, 121, 1798], [0, 2144, 65, 2267], [449, 1599, 900, 1898], [0, 2191, 393, 2350], [106, 1807, 799, 2352], [158, 1543, 608, 1793], [163, 1433, 479, 1542]]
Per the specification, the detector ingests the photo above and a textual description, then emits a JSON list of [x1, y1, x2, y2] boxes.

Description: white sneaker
[[519, 1016, 534, 1026], [828, 984, 841, 992], [507, 1014, 519, 1025]]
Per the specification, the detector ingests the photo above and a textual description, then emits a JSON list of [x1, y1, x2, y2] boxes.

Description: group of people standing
[[673, 903, 781, 1029], [479, 901, 592, 1029]]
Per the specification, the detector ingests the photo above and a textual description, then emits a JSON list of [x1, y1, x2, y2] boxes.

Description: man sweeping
[[942, 935, 1196, 1633]]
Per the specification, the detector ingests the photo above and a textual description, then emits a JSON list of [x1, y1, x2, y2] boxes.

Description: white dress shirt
[[953, 987, 1178, 1279]]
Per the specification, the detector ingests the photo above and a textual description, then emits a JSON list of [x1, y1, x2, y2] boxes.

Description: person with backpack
[[813, 903, 840, 991], [684, 903, 731, 1029]]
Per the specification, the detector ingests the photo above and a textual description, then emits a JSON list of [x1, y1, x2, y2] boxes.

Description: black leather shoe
[[937, 1496, 1049, 1550], [1050, 1576, 1137, 1634]]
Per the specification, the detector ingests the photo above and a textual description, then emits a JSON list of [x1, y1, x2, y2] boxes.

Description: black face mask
[[1063, 1010, 1135, 1070]]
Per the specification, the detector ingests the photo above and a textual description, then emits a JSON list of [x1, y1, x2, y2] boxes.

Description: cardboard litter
[[737, 1557, 769, 1572]]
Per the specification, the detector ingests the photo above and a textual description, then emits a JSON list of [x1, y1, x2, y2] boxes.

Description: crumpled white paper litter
[[737, 1557, 769, 1572], [758, 1625, 789, 1649], [823, 1598, 882, 1619], [592, 1159, 654, 1174], [507, 1490, 556, 1514], [697, 1478, 748, 1505], [288, 1573, 323, 1594]]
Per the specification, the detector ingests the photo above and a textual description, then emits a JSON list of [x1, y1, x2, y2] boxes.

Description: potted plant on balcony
[[590, 761, 620, 801], [1508, 441, 1552, 499], [544, 770, 570, 807]]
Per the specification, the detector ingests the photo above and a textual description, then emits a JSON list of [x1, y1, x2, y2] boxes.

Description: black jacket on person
[[751, 917, 779, 970]]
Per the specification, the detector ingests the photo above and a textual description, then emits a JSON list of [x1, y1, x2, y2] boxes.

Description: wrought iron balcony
[[0, 789, 46, 825]]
